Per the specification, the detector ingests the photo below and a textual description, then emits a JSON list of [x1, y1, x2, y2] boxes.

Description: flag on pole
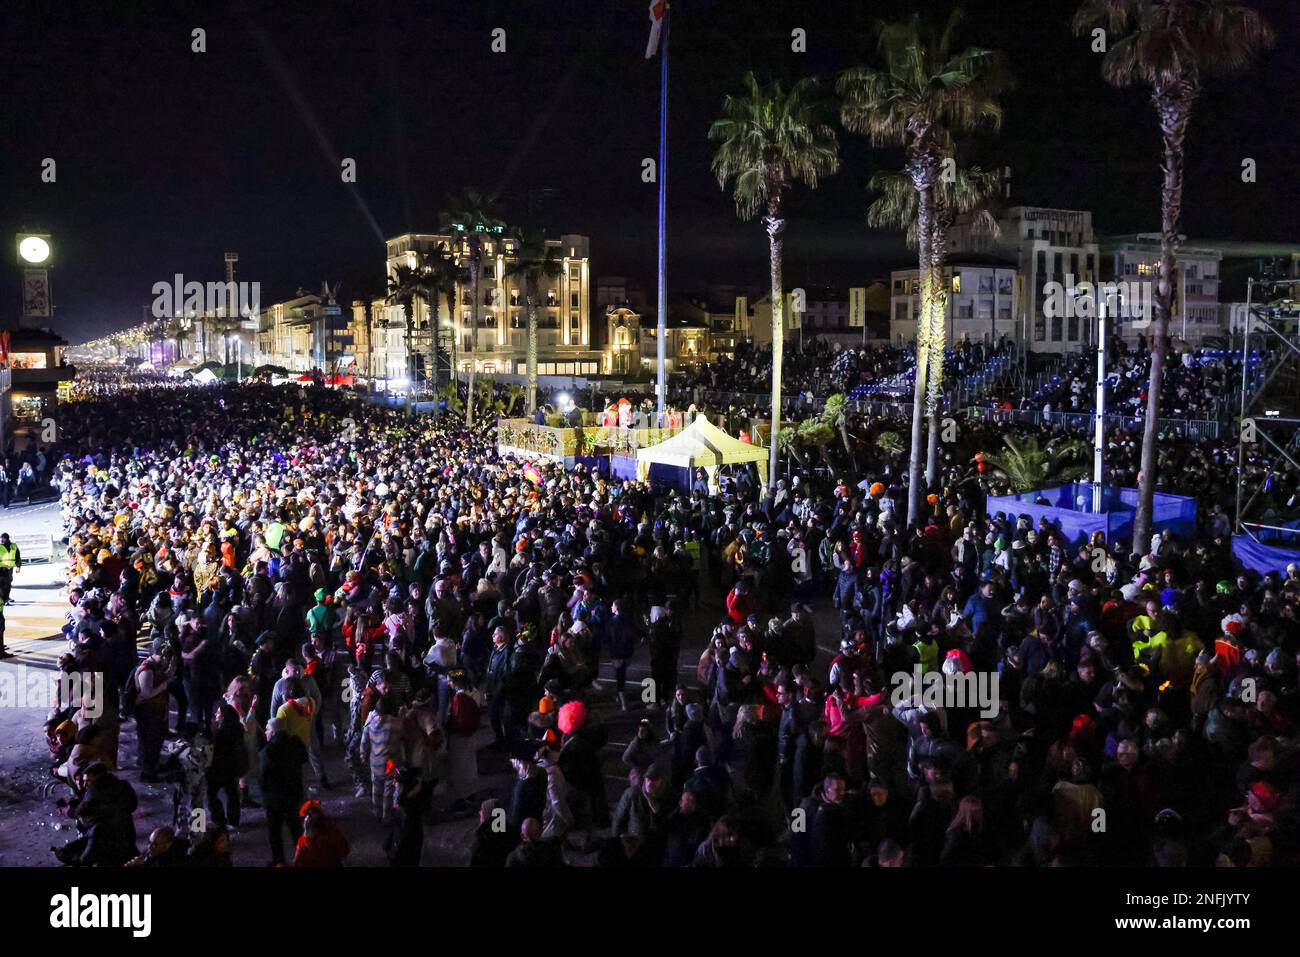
[[645, 0, 666, 58]]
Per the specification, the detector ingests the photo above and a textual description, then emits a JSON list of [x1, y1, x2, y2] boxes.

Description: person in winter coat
[[61, 764, 139, 866], [537, 745, 574, 842], [648, 602, 682, 709], [791, 772, 854, 866], [505, 817, 563, 868], [293, 802, 351, 867], [208, 699, 249, 827], [940, 795, 997, 866], [484, 626, 513, 746], [661, 788, 712, 866], [445, 670, 482, 811], [557, 700, 610, 833], [384, 767, 432, 866], [259, 718, 308, 866], [604, 599, 640, 711], [469, 798, 517, 867], [611, 765, 673, 862]]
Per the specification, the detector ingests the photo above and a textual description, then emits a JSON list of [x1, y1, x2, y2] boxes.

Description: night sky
[[2, 0, 1296, 341]]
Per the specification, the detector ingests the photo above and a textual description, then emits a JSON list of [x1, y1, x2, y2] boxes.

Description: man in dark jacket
[[791, 772, 854, 866], [611, 766, 673, 863], [505, 818, 563, 867], [604, 599, 640, 710], [502, 634, 541, 750], [559, 719, 611, 830], [259, 718, 308, 865], [484, 626, 512, 747], [648, 603, 682, 708], [469, 798, 518, 867], [67, 764, 139, 866], [777, 682, 809, 809]]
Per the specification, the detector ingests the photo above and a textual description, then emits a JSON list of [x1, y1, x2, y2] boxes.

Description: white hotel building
[[361, 230, 602, 388]]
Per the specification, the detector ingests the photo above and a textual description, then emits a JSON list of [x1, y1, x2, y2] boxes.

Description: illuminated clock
[[18, 235, 50, 264]]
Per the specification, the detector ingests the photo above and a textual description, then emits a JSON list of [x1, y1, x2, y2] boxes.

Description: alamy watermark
[[1042, 274, 1153, 327], [0, 667, 105, 718], [151, 275, 260, 319], [889, 666, 1001, 719]]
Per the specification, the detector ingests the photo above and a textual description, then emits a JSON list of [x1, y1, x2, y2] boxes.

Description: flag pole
[[655, 5, 669, 427]]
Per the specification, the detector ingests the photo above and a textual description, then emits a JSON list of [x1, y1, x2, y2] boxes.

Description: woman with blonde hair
[[941, 794, 994, 866], [224, 675, 262, 807]]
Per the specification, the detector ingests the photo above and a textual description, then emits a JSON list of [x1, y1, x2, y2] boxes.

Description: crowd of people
[[1000, 344, 1246, 422], [16, 359, 1300, 868]]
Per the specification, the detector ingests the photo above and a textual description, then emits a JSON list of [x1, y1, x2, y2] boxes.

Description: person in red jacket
[[293, 801, 351, 867], [446, 671, 482, 812], [726, 579, 755, 624]]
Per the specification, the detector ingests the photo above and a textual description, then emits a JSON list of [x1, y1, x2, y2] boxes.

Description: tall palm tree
[[351, 276, 388, 384], [506, 228, 563, 415], [163, 315, 188, 364], [839, 9, 1008, 527], [386, 260, 433, 416], [866, 162, 1002, 481], [709, 72, 840, 493], [441, 189, 504, 427], [1073, 0, 1273, 552], [421, 242, 463, 408]]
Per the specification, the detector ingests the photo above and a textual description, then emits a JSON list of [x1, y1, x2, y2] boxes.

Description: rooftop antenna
[[224, 253, 238, 317]]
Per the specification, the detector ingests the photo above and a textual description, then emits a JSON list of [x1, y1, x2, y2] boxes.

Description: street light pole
[[1093, 288, 1107, 513]]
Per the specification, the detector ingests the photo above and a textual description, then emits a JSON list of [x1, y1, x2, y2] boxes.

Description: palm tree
[[709, 72, 840, 494], [505, 228, 563, 415], [163, 315, 188, 364], [866, 163, 1003, 482], [441, 189, 504, 427], [1073, 0, 1273, 552], [982, 434, 1090, 493], [504, 383, 526, 417], [839, 9, 1008, 528], [778, 425, 811, 473], [386, 260, 433, 416], [819, 392, 856, 462], [423, 242, 464, 409], [351, 277, 388, 384]]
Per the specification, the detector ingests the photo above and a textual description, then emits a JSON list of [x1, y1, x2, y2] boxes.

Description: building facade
[[949, 205, 1101, 353], [1100, 234, 1224, 345], [373, 231, 602, 386], [888, 261, 1020, 346]]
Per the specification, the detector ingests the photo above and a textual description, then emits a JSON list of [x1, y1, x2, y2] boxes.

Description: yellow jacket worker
[[0, 532, 22, 605]]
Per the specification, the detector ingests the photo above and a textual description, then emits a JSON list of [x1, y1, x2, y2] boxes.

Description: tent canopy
[[635, 415, 767, 470]]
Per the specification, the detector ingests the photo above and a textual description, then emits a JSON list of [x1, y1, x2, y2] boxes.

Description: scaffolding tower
[[1234, 273, 1300, 548]]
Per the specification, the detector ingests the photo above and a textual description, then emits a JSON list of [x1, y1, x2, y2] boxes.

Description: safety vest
[[0, 543, 18, 568], [265, 522, 285, 551]]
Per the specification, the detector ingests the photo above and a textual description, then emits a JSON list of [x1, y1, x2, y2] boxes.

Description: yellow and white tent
[[635, 414, 768, 489]]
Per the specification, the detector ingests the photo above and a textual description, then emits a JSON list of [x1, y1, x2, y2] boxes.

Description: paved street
[[1, 502, 72, 666]]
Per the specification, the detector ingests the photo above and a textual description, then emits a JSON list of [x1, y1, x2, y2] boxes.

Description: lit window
[[951, 274, 961, 293]]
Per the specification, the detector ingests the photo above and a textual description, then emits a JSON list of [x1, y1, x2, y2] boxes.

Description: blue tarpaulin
[[610, 454, 690, 491], [986, 483, 1197, 548], [1232, 534, 1300, 575]]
